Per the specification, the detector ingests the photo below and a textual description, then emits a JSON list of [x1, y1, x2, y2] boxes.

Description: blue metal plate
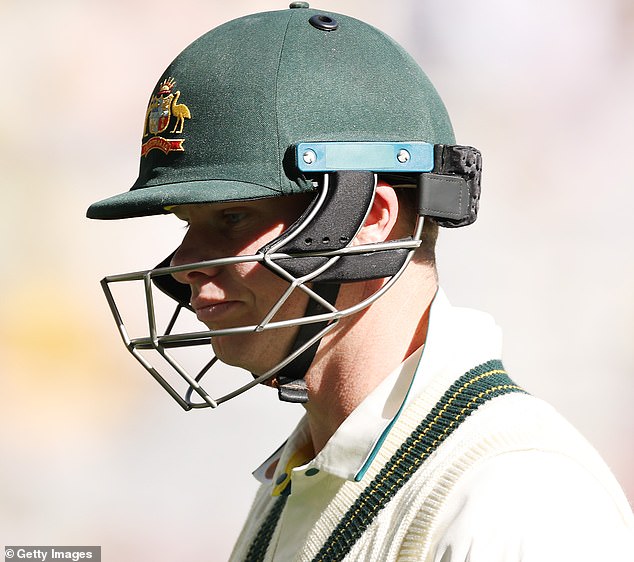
[[296, 142, 435, 172]]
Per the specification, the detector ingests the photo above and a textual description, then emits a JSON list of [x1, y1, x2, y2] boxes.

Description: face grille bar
[[98, 226, 423, 410]]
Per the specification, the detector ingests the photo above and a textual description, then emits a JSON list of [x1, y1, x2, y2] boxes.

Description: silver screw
[[302, 149, 317, 165], [397, 149, 410, 164]]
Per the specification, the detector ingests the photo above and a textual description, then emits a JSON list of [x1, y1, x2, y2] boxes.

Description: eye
[[223, 211, 248, 225]]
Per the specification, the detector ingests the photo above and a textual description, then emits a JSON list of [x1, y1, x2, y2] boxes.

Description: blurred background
[[1, 0, 632, 559]]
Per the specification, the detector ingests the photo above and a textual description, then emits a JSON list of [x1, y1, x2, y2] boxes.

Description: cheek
[[229, 223, 302, 304], [232, 261, 290, 301], [235, 261, 309, 316], [205, 221, 284, 261]]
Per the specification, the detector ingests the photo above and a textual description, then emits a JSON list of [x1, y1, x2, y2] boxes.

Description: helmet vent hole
[[322, 236, 330, 244], [304, 237, 313, 246], [339, 236, 349, 244], [309, 14, 339, 31]]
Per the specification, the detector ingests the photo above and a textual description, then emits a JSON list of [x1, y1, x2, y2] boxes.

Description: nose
[[169, 228, 221, 285]]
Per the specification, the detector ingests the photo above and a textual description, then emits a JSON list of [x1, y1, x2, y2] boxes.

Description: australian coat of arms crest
[[141, 77, 191, 157]]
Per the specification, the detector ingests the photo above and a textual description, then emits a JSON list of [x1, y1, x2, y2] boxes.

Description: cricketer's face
[[169, 195, 311, 375]]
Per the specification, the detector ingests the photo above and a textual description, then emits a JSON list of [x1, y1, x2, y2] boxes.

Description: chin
[[211, 335, 269, 374], [211, 331, 295, 376]]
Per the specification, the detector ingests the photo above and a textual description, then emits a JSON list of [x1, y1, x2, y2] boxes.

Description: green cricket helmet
[[87, 3, 482, 410]]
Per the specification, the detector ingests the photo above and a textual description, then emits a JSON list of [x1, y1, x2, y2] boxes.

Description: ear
[[353, 180, 400, 245]]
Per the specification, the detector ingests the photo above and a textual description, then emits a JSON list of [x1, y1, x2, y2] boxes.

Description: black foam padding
[[429, 145, 482, 228], [256, 171, 375, 280], [275, 246, 410, 284], [265, 171, 375, 255], [263, 171, 410, 282]]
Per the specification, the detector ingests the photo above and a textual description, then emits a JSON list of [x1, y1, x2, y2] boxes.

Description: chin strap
[[266, 171, 406, 403], [274, 282, 340, 403]]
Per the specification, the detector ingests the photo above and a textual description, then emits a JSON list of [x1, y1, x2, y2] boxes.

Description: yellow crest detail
[[142, 77, 192, 156]]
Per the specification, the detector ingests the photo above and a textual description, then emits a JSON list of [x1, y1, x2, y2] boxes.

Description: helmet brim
[[86, 179, 289, 220]]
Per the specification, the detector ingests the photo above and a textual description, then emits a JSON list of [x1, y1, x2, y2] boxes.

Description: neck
[[303, 265, 437, 454]]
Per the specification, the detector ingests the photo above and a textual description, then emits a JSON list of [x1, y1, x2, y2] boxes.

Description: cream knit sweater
[[231, 364, 634, 561]]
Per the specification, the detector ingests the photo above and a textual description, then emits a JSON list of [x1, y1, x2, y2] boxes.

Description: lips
[[192, 299, 241, 324]]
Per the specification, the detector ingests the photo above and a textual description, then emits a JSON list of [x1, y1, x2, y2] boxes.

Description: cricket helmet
[[87, 3, 482, 409]]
